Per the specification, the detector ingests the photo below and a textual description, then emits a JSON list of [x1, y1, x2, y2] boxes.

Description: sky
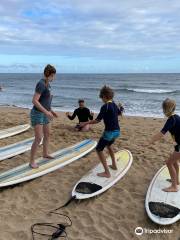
[[0, 0, 180, 73]]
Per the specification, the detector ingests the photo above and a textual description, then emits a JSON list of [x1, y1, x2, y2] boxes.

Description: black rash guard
[[68, 107, 93, 122], [161, 114, 180, 144], [96, 101, 122, 131]]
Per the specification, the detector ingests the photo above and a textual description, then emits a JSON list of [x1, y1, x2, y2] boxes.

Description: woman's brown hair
[[44, 64, 56, 78]]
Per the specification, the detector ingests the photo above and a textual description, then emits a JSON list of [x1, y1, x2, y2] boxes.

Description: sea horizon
[[1, 73, 180, 118]]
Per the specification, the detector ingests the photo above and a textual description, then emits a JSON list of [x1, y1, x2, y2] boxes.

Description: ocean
[[0, 73, 180, 117]]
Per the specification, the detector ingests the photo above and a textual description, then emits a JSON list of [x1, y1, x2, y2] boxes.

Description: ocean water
[[0, 73, 180, 117]]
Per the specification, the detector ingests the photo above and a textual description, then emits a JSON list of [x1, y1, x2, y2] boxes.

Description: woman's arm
[[51, 110, 58, 118]]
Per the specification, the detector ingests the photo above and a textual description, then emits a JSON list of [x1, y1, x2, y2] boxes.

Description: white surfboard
[[72, 149, 133, 199], [0, 124, 30, 140], [0, 137, 36, 161], [145, 165, 180, 225], [0, 139, 97, 188]]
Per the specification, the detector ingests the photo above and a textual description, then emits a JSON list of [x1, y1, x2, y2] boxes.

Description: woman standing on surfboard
[[30, 64, 58, 168], [80, 86, 124, 178], [149, 98, 180, 192]]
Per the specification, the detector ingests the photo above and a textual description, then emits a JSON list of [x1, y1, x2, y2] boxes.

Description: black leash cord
[[31, 213, 72, 240], [31, 222, 67, 240], [50, 195, 76, 212], [50, 212, 72, 227]]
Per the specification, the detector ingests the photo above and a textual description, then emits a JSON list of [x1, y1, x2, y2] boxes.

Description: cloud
[[0, 0, 180, 72]]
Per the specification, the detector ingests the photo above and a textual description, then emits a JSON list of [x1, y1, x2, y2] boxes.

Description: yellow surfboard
[[72, 149, 133, 199]]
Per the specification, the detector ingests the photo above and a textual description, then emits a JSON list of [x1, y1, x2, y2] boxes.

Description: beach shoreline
[[0, 104, 166, 119], [0, 107, 179, 240]]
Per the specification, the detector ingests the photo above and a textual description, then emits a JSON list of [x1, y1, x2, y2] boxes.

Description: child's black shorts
[[96, 137, 115, 152]]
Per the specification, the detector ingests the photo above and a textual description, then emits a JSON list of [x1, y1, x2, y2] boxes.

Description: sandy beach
[[0, 107, 179, 240]]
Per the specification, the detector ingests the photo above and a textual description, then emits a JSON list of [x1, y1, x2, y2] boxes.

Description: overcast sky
[[0, 0, 180, 73]]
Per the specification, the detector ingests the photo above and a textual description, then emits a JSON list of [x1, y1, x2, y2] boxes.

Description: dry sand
[[0, 107, 179, 240]]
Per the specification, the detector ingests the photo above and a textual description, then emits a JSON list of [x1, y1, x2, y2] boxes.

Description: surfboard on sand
[[0, 139, 97, 188], [145, 164, 180, 225], [72, 149, 133, 199], [0, 124, 30, 140], [0, 137, 36, 161]]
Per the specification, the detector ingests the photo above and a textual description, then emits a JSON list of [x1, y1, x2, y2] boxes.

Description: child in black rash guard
[[149, 98, 180, 192], [80, 86, 124, 178]]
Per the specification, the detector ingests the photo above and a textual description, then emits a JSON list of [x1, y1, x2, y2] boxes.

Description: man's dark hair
[[78, 99, 85, 103], [44, 64, 56, 77]]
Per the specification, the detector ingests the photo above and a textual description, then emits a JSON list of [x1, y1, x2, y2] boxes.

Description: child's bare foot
[[97, 172, 111, 178], [162, 186, 178, 192], [29, 163, 39, 169], [109, 165, 118, 170], [43, 155, 54, 160]]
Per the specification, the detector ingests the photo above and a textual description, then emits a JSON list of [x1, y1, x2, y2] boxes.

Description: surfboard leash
[[50, 195, 77, 212], [31, 212, 72, 240], [31, 196, 76, 239]]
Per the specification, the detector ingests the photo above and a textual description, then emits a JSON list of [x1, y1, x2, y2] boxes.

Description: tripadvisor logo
[[135, 227, 143, 236], [135, 226, 173, 236]]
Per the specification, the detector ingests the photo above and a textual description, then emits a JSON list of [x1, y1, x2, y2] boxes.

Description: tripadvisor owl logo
[[135, 227, 144, 236], [135, 226, 173, 235]]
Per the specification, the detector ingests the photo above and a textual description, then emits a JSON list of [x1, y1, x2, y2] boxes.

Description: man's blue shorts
[[30, 108, 50, 127], [96, 130, 120, 152]]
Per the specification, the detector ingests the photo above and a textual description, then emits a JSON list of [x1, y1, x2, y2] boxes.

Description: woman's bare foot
[[29, 163, 39, 169], [162, 186, 178, 192], [109, 165, 118, 170], [43, 155, 54, 160], [97, 172, 111, 178]]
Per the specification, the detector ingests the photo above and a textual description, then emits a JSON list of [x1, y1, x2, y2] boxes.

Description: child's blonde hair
[[162, 98, 176, 117]]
